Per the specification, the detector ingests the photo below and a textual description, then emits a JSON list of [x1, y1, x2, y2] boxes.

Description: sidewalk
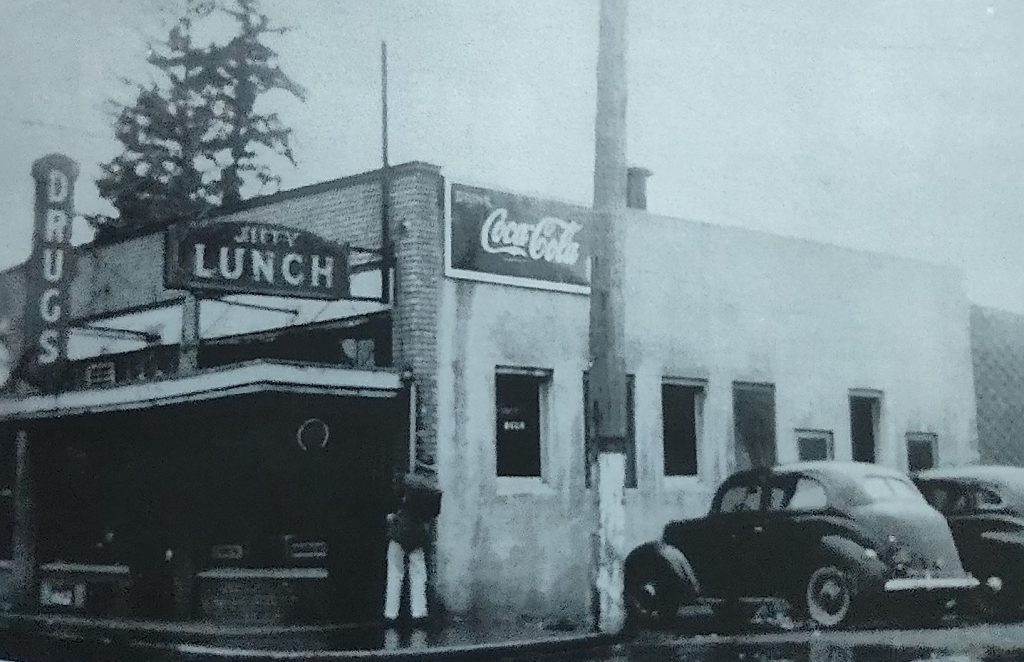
[[0, 613, 618, 661]]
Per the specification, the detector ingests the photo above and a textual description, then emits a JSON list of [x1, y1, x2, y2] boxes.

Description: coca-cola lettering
[[448, 182, 590, 291], [480, 208, 582, 266]]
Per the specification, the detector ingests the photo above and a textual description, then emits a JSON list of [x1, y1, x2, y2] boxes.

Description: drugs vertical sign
[[23, 153, 78, 391]]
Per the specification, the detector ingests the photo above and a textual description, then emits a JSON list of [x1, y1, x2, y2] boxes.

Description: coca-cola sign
[[445, 182, 590, 293]]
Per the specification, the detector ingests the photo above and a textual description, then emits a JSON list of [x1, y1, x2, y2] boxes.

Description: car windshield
[[862, 476, 924, 502]]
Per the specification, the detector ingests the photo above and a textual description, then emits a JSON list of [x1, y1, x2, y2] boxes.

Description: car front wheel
[[623, 542, 693, 628], [804, 565, 854, 628]]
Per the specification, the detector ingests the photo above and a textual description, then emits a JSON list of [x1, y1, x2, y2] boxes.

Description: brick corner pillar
[[387, 161, 445, 618], [387, 162, 444, 478], [12, 429, 39, 612]]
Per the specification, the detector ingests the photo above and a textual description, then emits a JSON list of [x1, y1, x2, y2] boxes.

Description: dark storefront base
[[1, 387, 404, 625]]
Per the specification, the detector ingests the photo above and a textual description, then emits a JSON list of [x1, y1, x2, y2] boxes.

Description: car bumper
[[884, 576, 980, 592]]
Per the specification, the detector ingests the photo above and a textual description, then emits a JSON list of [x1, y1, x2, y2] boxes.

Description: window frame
[[494, 366, 551, 490], [661, 377, 705, 486]]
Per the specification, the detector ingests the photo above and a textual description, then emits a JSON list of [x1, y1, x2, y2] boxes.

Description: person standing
[[383, 474, 439, 625]]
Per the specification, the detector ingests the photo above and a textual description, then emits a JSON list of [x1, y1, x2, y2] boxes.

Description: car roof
[[716, 462, 910, 509], [915, 464, 1024, 485], [772, 461, 908, 480]]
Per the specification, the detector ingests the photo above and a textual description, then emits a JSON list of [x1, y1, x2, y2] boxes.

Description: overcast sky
[[2, 0, 1022, 312]]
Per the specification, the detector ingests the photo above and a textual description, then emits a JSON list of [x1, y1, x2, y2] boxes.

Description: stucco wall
[[434, 205, 978, 624]]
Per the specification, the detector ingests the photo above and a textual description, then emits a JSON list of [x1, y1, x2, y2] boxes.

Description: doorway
[[733, 382, 777, 470], [849, 393, 881, 463]]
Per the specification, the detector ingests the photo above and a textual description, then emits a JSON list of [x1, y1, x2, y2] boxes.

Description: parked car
[[913, 465, 1024, 620], [624, 462, 978, 628]]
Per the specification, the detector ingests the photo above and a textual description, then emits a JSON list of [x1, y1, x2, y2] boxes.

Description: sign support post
[[179, 292, 200, 375], [589, 0, 629, 634], [12, 430, 38, 611]]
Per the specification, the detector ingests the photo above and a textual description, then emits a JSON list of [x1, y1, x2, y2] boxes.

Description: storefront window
[[495, 369, 548, 478]]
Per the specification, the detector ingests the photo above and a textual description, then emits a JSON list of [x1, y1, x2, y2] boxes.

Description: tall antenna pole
[[380, 41, 392, 303], [589, 0, 628, 634], [381, 41, 390, 169]]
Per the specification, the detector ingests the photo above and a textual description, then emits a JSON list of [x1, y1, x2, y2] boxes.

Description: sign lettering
[[165, 221, 349, 300], [447, 182, 590, 292], [23, 154, 79, 391]]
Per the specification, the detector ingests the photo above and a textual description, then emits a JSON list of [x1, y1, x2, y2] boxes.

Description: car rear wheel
[[804, 565, 854, 628]]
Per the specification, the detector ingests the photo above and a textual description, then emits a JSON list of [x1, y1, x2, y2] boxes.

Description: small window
[[718, 482, 763, 513], [496, 369, 549, 478], [797, 430, 834, 462], [662, 381, 703, 477], [84, 362, 116, 387], [906, 432, 938, 472]]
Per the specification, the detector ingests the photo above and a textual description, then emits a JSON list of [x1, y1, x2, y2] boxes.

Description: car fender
[[818, 534, 889, 594], [625, 540, 702, 599]]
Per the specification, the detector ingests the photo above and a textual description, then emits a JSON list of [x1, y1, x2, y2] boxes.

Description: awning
[[0, 359, 404, 421]]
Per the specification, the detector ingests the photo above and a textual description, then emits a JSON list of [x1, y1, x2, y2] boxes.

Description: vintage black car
[[914, 465, 1024, 619], [625, 462, 978, 628]]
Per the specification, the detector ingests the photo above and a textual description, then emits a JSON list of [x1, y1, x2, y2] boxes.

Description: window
[[972, 486, 1004, 511], [718, 482, 763, 513], [662, 381, 703, 477], [919, 482, 956, 513], [796, 430, 834, 462], [787, 478, 828, 511], [906, 432, 938, 472], [583, 373, 636, 488], [733, 383, 776, 469], [766, 476, 828, 511], [495, 369, 549, 478]]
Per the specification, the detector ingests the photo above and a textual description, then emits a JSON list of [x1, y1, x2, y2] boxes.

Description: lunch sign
[[165, 221, 350, 300], [445, 182, 591, 294]]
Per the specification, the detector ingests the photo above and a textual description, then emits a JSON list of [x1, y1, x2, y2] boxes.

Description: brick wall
[[971, 305, 1024, 465], [388, 165, 444, 475]]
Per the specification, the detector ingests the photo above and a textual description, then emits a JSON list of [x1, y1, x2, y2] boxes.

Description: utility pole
[[589, 0, 628, 635]]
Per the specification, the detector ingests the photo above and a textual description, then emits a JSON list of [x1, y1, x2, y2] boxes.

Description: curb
[[143, 632, 619, 661]]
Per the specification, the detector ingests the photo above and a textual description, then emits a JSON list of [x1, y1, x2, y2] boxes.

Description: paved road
[[510, 623, 1024, 661], [5, 622, 1024, 661]]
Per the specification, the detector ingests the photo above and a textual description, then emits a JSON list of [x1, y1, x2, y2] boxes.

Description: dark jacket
[[386, 509, 430, 552]]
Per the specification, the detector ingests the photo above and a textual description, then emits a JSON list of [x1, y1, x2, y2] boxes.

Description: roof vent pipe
[[626, 167, 652, 210]]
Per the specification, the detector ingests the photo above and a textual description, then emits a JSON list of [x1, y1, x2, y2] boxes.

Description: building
[[970, 305, 1024, 466], [0, 156, 979, 626]]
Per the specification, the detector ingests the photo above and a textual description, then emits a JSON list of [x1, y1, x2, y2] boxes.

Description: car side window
[[973, 487, 1004, 511], [920, 483, 954, 513], [786, 477, 828, 511], [718, 482, 763, 513]]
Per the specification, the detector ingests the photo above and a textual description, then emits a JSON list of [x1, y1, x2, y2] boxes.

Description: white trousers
[[384, 540, 427, 620]]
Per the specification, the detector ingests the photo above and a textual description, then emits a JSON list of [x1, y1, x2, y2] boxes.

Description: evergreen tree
[[91, 0, 305, 240]]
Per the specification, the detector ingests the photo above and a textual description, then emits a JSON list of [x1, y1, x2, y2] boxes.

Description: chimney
[[626, 167, 652, 210]]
